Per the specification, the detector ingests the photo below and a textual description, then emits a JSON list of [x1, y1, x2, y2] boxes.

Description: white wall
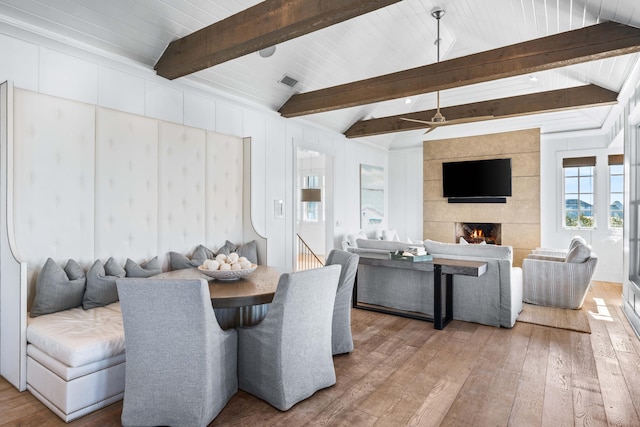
[[388, 148, 424, 242], [0, 22, 388, 270], [540, 132, 624, 282]]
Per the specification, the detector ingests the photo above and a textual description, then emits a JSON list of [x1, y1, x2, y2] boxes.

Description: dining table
[[151, 265, 289, 329]]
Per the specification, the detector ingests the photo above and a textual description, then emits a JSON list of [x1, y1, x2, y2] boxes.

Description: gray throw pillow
[[125, 256, 162, 278], [566, 243, 591, 263], [83, 258, 126, 309], [30, 258, 86, 317], [218, 240, 258, 264], [190, 245, 216, 266], [169, 251, 200, 270]]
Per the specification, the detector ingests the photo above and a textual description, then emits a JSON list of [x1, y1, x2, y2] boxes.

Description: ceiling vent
[[279, 75, 298, 88]]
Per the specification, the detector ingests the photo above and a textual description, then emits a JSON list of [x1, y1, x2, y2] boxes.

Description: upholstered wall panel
[[206, 131, 243, 249], [157, 121, 206, 268], [12, 89, 95, 300], [95, 107, 158, 264]]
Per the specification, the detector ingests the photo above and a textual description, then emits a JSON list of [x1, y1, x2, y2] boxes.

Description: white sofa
[[353, 239, 523, 328]]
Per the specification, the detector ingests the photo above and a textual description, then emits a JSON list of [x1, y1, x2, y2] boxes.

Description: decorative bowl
[[197, 263, 257, 281]]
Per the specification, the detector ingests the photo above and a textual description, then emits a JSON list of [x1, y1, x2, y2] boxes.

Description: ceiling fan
[[400, 7, 493, 134]]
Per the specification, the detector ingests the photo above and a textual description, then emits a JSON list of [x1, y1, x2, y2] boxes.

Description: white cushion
[[346, 230, 367, 247], [27, 303, 124, 368]]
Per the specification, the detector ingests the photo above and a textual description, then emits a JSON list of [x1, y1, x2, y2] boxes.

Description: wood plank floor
[[2, 280, 639, 426]]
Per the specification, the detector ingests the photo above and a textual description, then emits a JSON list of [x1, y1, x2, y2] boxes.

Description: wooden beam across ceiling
[[279, 21, 640, 118], [155, 0, 402, 80], [344, 85, 619, 138]]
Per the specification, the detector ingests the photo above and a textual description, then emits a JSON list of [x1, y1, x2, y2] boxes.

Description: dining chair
[[325, 249, 360, 355], [116, 278, 237, 427], [237, 265, 341, 411]]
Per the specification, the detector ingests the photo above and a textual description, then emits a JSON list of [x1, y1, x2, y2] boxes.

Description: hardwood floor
[[2, 280, 639, 426]]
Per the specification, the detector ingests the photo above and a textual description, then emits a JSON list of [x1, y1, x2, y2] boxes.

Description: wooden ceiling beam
[[155, 0, 402, 80], [344, 85, 619, 138], [280, 22, 640, 117]]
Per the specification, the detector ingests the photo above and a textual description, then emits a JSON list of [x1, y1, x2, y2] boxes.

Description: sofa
[[352, 239, 523, 328]]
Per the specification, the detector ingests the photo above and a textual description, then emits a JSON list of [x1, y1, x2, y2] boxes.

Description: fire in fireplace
[[455, 222, 502, 245]]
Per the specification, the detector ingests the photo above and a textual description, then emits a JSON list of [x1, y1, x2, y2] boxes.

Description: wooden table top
[[357, 256, 487, 277], [152, 265, 287, 308]]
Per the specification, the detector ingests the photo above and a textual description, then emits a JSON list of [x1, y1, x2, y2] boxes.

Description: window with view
[[609, 154, 624, 229], [302, 175, 321, 222], [563, 156, 595, 228]]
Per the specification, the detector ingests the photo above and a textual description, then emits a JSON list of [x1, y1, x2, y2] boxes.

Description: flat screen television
[[442, 158, 512, 200]]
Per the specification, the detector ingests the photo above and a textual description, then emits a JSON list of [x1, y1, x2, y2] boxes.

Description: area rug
[[517, 303, 591, 334]]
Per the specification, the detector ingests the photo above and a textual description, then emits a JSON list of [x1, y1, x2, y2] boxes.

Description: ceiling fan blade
[[399, 117, 433, 125], [442, 115, 495, 125], [423, 126, 438, 135]]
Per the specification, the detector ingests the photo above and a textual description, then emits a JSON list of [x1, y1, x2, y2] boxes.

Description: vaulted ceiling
[[0, 0, 639, 150]]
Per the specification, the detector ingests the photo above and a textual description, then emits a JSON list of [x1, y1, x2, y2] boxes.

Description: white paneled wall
[[12, 89, 96, 274], [12, 89, 249, 301], [207, 131, 243, 248], [95, 108, 159, 264], [388, 148, 424, 242], [157, 121, 206, 269]]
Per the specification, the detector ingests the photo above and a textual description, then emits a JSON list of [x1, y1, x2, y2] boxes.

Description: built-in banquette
[[0, 82, 266, 421]]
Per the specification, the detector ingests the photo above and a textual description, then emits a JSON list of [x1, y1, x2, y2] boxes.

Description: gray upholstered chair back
[[523, 247, 598, 309], [116, 278, 238, 427], [325, 249, 359, 354], [237, 264, 341, 411]]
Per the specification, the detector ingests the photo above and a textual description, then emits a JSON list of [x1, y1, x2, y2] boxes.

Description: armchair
[[523, 242, 597, 309]]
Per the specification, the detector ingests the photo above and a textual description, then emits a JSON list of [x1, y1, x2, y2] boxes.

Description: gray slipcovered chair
[[116, 278, 238, 427], [237, 265, 341, 411], [528, 235, 587, 261], [522, 242, 598, 309], [325, 249, 359, 355]]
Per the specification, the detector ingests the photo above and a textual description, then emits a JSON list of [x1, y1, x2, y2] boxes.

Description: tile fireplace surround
[[455, 222, 502, 245], [422, 128, 541, 267]]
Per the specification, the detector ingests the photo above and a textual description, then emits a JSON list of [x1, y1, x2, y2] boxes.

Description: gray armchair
[[325, 249, 359, 355], [237, 265, 341, 411], [523, 242, 598, 309], [116, 278, 238, 427]]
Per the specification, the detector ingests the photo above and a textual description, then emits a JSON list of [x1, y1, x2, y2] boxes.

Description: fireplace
[[455, 222, 501, 245]]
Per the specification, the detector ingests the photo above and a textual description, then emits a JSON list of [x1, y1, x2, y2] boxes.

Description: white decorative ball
[[240, 260, 252, 269], [219, 263, 231, 271], [215, 254, 227, 262], [203, 259, 220, 271], [238, 256, 248, 264], [231, 263, 242, 270], [228, 253, 240, 264]]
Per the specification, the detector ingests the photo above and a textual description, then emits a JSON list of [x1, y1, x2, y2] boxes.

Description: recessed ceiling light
[[258, 46, 276, 58], [529, 75, 538, 83], [404, 98, 412, 104]]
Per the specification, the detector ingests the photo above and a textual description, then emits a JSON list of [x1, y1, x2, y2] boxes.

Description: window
[[302, 175, 321, 222], [609, 154, 624, 229], [563, 156, 595, 228]]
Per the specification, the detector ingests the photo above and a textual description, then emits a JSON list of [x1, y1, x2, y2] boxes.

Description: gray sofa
[[353, 239, 523, 328]]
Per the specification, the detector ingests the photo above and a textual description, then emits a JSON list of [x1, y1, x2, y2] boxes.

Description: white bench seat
[[26, 303, 126, 422]]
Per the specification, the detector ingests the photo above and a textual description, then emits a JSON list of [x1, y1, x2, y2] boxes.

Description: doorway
[[295, 148, 330, 270]]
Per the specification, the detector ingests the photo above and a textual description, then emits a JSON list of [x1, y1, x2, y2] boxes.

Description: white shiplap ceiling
[[0, 0, 639, 150]]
